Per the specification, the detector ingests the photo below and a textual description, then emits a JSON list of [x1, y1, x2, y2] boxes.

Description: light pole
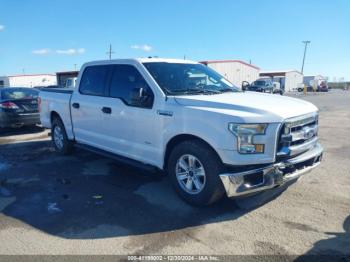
[[301, 41, 311, 74]]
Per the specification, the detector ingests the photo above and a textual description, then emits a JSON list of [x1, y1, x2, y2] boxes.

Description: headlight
[[228, 123, 268, 154]]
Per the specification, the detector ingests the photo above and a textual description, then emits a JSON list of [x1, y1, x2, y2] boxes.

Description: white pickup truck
[[39, 58, 323, 206]]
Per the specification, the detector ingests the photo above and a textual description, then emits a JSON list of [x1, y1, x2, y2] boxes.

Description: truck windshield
[[143, 62, 239, 95]]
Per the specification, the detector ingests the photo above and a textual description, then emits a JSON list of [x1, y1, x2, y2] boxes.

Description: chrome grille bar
[[277, 113, 319, 157]]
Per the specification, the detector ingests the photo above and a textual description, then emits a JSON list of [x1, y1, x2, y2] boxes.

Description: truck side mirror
[[241, 81, 250, 91], [130, 87, 145, 102], [130, 87, 153, 108]]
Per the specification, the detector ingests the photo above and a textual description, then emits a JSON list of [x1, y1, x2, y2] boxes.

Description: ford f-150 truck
[[39, 58, 323, 206]]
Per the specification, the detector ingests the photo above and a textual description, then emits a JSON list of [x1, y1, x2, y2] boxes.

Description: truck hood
[[174, 91, 318, 123]]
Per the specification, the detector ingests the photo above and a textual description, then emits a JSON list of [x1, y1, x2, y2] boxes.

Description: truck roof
[[83, 58, 198, 67]]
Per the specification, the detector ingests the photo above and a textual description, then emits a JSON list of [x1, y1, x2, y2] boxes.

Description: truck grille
[[277, 113, 319, 159]]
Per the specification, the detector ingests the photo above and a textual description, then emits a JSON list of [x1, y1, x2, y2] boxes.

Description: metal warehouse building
[[199, 60, 260, 87], [0, 74, 56, 88], [259, 70, 303, 92]]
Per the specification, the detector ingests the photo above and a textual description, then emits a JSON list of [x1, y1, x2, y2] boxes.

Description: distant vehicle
[[297, 85, 314, 92], [64, 77, 77, 88], [0, 87, 40, 128], [39, 58, 323, 206], [242, 78, 283, 95], [298, 79, 329, 92], [318, 81, 328, 92]]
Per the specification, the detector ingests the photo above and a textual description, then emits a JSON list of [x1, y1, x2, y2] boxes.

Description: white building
[[0, 74, 57, 88], [259, 70, 304, 92], [199, 60, 260, 87]]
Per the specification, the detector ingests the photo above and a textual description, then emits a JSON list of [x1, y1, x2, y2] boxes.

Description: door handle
[[72, 103, 80, 109], [102, 107, 112, 114]]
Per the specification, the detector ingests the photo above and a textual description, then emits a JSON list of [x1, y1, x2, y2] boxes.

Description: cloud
[[131, 44, 153, 52], [0, 25, 5, 31], [56, 48, 85, 55], [32, 48, 51, 55], [32, 47, 86, 55]]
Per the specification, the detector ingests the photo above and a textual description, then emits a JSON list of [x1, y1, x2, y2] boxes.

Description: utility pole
[[74, 64, 77, 71], [106, 44, 115, 60], [301, 41, 311, 74]]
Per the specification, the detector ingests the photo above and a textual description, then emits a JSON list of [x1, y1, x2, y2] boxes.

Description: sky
[[0, 0, 349, 80]]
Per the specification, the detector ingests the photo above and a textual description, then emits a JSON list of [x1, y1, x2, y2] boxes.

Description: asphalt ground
[[0, 89, 349, 258]]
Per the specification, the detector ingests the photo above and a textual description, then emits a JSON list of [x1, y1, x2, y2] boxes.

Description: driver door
[[101, 64, 161, 166]]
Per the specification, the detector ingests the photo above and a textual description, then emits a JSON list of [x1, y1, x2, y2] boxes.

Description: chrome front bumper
[[219, 143, 323, 198]]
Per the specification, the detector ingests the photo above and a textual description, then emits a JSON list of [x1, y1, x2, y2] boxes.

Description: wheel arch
[[163, 134, 223, 170], [50, 111, 74, 140], [50, 111, 62, 123]]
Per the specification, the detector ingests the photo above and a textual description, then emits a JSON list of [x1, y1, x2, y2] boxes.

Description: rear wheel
[[51, 117, 73, 155], [167, 140, 225, 206]]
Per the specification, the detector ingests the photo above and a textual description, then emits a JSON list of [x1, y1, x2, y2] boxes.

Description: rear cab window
[[79, 65, 110, 96]]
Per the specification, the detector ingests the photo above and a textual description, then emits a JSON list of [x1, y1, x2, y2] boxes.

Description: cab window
[[79, 65, 110, 96], [109, 65, 154, 108]]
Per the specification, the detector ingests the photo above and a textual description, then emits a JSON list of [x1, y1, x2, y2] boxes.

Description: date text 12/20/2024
[[128, 255, 219, 261]]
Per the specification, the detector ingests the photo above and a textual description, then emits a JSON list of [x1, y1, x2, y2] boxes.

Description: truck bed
[[39, 88, 74, 140]]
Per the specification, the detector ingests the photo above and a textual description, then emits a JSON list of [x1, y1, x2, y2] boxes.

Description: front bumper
[[219, 143, 323, 197]]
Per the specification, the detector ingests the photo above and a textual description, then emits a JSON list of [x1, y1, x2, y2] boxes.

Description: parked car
[[0, 87, 40, 128], [242, 78, 283, 95], [39, 58, 323, 206]]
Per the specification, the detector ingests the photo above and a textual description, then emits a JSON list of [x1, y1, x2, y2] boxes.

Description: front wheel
[[167, 140, 225, 206]]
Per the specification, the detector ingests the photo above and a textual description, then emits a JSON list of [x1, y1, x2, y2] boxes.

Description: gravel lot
[[0, 90, 349, 257]]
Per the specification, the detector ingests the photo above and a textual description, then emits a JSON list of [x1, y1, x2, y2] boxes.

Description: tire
[[51, 117, 73, 155], [167, 140, 226, 206]]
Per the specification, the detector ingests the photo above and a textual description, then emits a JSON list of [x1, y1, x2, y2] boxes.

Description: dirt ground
[[0, 90, 349, 257]]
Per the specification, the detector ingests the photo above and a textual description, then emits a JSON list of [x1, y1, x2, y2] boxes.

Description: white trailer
[[0, 74, 56, 88], [199, 60, 260, 87]]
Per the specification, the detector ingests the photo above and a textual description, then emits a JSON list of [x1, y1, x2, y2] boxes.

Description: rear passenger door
[[103, 64, 160, 166], [71, 65, 112, 149]]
